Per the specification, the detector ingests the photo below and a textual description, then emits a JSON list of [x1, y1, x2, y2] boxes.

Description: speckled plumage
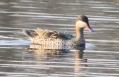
[[25, 15, 92, 50]]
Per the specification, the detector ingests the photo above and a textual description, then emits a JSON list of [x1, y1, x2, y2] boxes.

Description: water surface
[[0, 0, 119, 77]]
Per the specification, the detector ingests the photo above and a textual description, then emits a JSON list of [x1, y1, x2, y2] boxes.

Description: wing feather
[[25, 28, 73, 40]]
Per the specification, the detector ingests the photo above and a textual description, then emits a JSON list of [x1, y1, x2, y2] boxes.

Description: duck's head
[[76, 15, 93, 32]]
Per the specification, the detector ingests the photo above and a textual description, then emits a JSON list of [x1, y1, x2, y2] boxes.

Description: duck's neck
[[76, 28, 84, 41]]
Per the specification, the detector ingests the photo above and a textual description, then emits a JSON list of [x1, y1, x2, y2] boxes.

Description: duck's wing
[[57, 32, 74, 40], [25, 28, 74, 40]]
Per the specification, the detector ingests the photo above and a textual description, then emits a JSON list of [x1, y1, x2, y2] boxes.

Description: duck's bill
[[88, 24, 94, 32], [85, 24, 94, 32]]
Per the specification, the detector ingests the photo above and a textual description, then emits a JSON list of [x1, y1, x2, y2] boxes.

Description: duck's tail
[[25, 30, 38, 37]]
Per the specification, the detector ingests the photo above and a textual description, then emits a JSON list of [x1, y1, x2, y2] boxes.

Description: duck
[[25, 15, 93, 50]]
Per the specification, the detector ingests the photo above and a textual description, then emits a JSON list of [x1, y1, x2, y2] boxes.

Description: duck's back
[[26, 28, 73, 40]]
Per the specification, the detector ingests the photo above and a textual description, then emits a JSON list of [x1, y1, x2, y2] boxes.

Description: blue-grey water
[[0, 0, 119, 77]]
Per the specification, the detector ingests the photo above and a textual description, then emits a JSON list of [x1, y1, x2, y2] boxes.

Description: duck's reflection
[[27, 44, 87, 77], [28, 44, 68, 59], [74, 49, 87, 77]]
